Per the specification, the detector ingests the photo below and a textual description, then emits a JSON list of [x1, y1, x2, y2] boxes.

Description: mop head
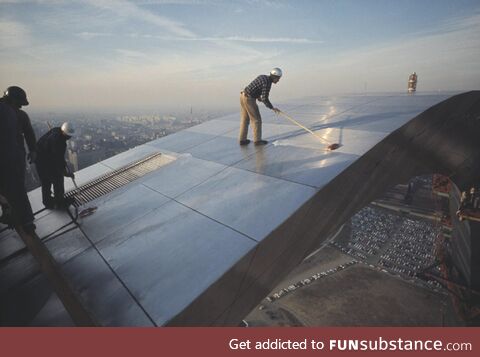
[[273, 140, 342, 152], [327, 143, 342, 151], [79, 206, 98, 218]]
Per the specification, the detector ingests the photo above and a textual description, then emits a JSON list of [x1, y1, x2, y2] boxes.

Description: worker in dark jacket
[[239, 68, 282, 146], [0, 94, 35, 232], [36, 122, 75, 209], [16, 109, 37, 164], [1, 86, 37, 184]]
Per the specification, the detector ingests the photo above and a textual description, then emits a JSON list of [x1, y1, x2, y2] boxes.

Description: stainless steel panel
[[220, 122, 301, 142], [80, 184, 170, 244], [214, 112, 239, 122], [101, 145, 163, 170], [265, 126, 389, 157], [185, 119, 239, 135], [141, 156, 227, 198], [20, 92, 454, 326], [187, 136, 259, 166], [29, 291, 75, 326], [44, 228, 91, 265], [176, 167, 316, 241], [0, 229, 25, 261], [96, 200, 256, 326], [60, 246, 154, 326], [34, 210, 75, 240], [0, 250, 39, 295], [146, 131, 216, 153], [234, 145, 360, 188], [318, 112, 414, 133]]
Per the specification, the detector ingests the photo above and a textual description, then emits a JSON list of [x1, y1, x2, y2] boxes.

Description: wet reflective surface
[[0, 229, 25, 261], [177, 167, 316, 241], [101, 145, 166, 170], [142, 156, 227, 198], [146, 131, 215, 153], [60, 246, 154, 326], [80, 184, 170, 244], [1, 92, 455, 325], [96, 200, 256, 325], [234, 145, 360, 188]]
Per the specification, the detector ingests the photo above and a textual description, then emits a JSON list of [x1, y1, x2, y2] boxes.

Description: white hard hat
[[61, 122, 75, 137], [270, 67, 283, 77]]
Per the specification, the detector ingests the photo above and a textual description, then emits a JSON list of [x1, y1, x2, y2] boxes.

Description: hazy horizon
[[1, 0, 479, 112]]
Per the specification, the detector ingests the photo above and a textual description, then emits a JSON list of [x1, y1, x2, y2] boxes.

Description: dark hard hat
[[4, 86, 29, 106]]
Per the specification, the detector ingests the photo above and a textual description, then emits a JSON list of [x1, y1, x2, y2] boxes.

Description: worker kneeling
[[36, 122, 75, 209]]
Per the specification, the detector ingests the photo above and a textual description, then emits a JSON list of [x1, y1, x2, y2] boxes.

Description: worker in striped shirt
[[239, 68, 282, 146]]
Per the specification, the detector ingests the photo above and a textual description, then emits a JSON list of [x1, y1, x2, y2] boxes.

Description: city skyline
[[1, 0, 479, 111]]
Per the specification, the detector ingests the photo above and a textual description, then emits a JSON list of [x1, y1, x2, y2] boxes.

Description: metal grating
[[65, 152, 167, 207]]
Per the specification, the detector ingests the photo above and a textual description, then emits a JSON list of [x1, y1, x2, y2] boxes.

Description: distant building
[[408, 72, 418, 93]]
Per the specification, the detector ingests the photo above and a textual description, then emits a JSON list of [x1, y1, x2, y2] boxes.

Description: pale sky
[[1, 0, 479, 111]]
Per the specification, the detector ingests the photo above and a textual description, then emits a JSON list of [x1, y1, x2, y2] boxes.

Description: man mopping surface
[[239, 68, 282, 146]]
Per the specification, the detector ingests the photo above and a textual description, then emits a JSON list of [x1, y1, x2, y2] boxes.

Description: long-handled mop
[[276, 110, 341, 151]]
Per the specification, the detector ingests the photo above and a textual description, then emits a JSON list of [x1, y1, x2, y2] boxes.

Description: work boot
[[43, 197, 55, 209], [55, 196, 75, 209], [22, 222, 36, 235], [44, 201, 55, 209], [254, 140, 268, 146], [239, 139, 251, 145]]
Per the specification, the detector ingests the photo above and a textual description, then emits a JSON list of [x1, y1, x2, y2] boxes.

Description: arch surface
[[2, 91, 479, 326]]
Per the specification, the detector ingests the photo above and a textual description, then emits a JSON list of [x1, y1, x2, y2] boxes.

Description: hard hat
[[61, 122, 75, 137], [270, 67, 283, 77], [4, 86, 29, 106]]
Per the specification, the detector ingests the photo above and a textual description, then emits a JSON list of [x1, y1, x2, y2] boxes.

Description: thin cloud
[[76, 31, 113, 40], [245, 0, 289, 9], [115, 48, 148, 58], [133, 0, 213, 4], [127, 33, 322, 44], [0, 19, 31, 48], [217, 36, 322, 44], [83, 0, 195, 38], [115, 48, 149, 59], [0, 0, 66, 3], [338, 12, 480, 68], [290, 12, 480, 94]]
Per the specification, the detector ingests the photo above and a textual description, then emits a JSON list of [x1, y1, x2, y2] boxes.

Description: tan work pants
[[239, 92, 262, 142]]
